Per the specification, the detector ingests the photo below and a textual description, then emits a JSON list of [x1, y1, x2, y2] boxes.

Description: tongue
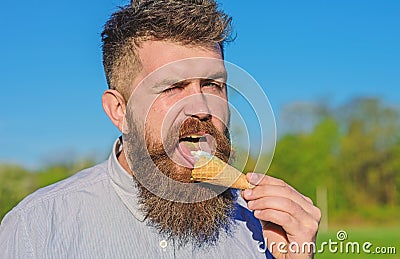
[[178, 134, 216, 166], [179, 141, 198, 156], [178, 142, 198, 166], [178, 135, 214, 166]]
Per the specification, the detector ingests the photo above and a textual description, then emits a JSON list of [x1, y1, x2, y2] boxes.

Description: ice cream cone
[[191, 152, 254, 189]]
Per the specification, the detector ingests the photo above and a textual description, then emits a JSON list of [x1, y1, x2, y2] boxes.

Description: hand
[[242, 173, 321, 259]]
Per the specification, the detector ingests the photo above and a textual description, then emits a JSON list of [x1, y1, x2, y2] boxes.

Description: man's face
[[120, 41, 236, 246], [126, 41, 230, 172]]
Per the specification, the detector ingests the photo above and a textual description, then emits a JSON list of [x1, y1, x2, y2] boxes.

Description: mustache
[[146, 117, 232, 163], [179, 117, 224, 139]]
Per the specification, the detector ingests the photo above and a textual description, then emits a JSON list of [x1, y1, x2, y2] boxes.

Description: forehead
[[136, 41, 226, 86]]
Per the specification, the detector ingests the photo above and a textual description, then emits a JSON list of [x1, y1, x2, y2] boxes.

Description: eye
[[162, 84, 184, 95], [202, 80, 224, 89], [202, 80, 225, 92]]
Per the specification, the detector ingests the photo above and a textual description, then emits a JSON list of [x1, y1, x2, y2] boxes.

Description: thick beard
[[123, 116, 237, 247]]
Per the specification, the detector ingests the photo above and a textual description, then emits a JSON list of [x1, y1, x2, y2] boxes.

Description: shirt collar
[[107, 137, 146, 222]]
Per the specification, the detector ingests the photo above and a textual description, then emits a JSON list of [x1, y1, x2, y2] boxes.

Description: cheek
[[212, 117, 227, 133], [127, 91, 155, 128], [146, 99, 180, 139], [145, 106, 164, 139]]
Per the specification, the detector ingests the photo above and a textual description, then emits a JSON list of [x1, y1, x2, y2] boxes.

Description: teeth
[[187, 135, 202, 138], [179, 134, 204, 141]]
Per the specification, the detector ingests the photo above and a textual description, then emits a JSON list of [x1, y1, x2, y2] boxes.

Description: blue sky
[[1, 0, 399, 168]]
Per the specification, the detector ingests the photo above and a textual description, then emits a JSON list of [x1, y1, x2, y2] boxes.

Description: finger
[[249, 196, 321, 228], [246, 173, 285, 186], [243, 185, 317, 216], [285, 184, 314, 206], [254, 208, 319, 241], [255, 208, 301, 237], [245, 173, 316, 211], [244, 173, 321, 223], [248, 196, 310, 221], [247, 174, 314, 204]]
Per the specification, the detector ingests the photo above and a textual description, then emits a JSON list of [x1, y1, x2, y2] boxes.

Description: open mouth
[[177, 132, 215, 168]]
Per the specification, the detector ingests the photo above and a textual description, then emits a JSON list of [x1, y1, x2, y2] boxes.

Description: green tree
[[0, 165, 36, 219]]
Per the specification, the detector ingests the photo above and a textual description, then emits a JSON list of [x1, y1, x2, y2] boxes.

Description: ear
[[102, 90, 127, 132]]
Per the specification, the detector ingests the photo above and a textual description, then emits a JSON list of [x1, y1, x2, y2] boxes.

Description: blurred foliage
[[245, 97, 400, 225], [0, 159, 95, 220]]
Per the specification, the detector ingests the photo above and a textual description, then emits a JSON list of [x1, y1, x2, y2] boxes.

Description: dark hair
[[101, 0, 233, 99]]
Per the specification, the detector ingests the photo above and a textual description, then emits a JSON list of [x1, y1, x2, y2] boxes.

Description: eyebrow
[[207, 71, 227, 81], [152, 71, 227, 90], [153, 78, 182, 90]]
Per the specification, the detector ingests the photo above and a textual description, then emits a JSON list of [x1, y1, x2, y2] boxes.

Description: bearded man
[[0, 1, 321, 258]]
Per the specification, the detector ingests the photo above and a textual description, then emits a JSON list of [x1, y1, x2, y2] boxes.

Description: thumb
[[262, 221, 288, 258]]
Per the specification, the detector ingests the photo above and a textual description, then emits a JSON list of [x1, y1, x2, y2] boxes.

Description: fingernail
[[248, 200, 254, 209], [243, 189, 252, 197], [249, 173, 263, 184]]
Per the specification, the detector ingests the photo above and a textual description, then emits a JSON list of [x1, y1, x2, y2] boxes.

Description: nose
[[183, 92, 211, 121]]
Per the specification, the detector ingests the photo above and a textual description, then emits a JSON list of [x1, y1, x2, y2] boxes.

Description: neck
[[118, 148, 134, 176]]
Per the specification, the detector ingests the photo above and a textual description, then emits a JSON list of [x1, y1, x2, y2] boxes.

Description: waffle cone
[[191, 156, 254, 189]]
